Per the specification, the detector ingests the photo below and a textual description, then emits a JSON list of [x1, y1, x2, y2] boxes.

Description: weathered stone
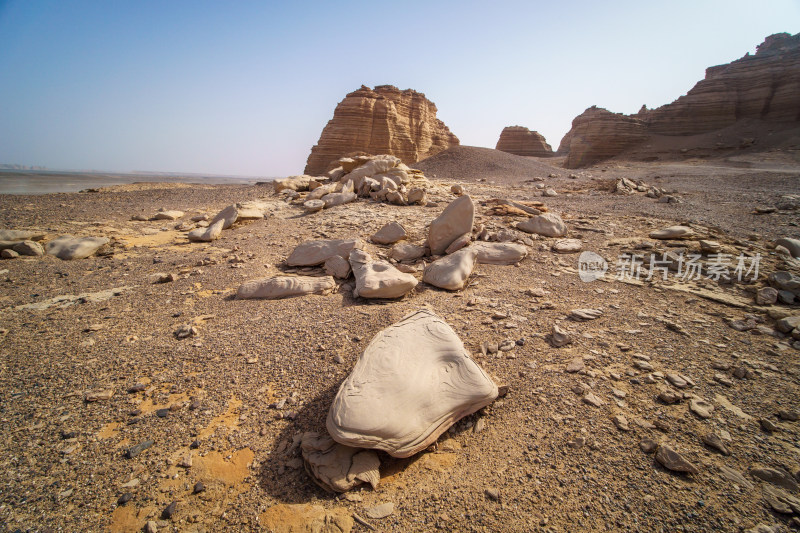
[[300, 432, 380, 493], [236, 276, 336, 299], [423, 248, 478, 291], [655, 445, 699, 474], [552, 238, 582, 254], [551, 324, 571, 347], [371, 222, 407, 245], [187, 219, 224, 242], [775, 237, 800, 258], [260, 503, 354, 533], [287, 239, 363, 267], [45, 236, 109, 260], [517, 213, 567, 237], [324, 255, 351, 279], [469, 242, 528, 265], [152, 210, 184, 220], [274, 175, 315, 192], [751, 467, 800, 492], [428, 196, 475, 255], [756, 287, 779, 305], [649, 226, 695, 240], [389, 243, 426, 262], [303, 199, 325, 213], [350, 249, 417, 299], [12, 240, 44, 256]]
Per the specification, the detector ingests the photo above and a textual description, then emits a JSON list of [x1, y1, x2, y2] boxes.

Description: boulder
[[45, 236, 109, 260], [274, 175, 315, 192], [422, 248, 478, 291], [12, 240, 44, 257], [287, 239, 363, 267], [470, 242, 528, 265], [428, 195, 475, 255], [300, 432, 380, 493], [389, 243, 426, 262], [349, 249, 418, 299], [327, 309, 498, 457], [303, 199, 325, 213], [211, 205, 239, 230], [236, 276, 336, 299], [517, 213, 567, 237], [187, 219, 224, 242], [371, 222, 407, 245], [321, 191, 357, 209], [324, 255, 352, 279]]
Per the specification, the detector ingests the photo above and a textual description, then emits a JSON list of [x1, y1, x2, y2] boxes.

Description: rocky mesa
[[304, 85, 460, 176], [560, 32, 800, 167], [495, 126, 553, 157]]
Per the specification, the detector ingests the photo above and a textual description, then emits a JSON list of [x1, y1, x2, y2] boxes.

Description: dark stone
[[125, 440, 154, 459]]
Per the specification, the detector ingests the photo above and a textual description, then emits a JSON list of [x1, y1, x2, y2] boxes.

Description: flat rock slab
[[152, 210, 184, 220], [211, 204, 239, 230], [236, 276, 335, 299], [470, 242, 528, 265], [300, 432, 380, 493], [570, 308, 603, 321], [287, 239, 363, 267], [650, 225, 695, 240], [45, 236, 109, 260], [350, 249, 417, 299], [775, 237, 800, 259], [428, 196, 474, 255], [327, 309, 498, 458], [0, 229, 46, 243], [371, 222, 407, 245], [552, 238, 582, 254], [389, 243, 426, 262], [517, 213, 566, 237], [423, 248, 478, 291]]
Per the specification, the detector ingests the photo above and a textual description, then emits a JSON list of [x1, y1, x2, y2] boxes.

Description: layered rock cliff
[[495, 126, 553, 156], [304, 85, 460, 176], [560, 32, 800, 167]]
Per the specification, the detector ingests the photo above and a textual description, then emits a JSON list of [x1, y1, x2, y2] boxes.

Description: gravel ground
[[0, 154, 799, 532]]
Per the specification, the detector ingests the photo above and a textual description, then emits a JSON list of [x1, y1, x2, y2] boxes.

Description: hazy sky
[[0, 1, 797, 176]]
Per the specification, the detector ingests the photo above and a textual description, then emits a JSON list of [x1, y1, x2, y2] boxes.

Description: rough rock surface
[[236, 276, 336, 299], [349, 249, 418, 299], [428, 196, 475, 255], [517, 213, 567, 237], [287, 239, 363, 267], [470, 242, 528, 265], [559, 33, 800, 167], [300, 432, 380, 493], [187, 219, 224, 242], [495, 126, 553, 156], [45, 236, 109, 260], [327, 309, 498, 457], [422, 248, 478, 290], [305, 85, 460, 175]]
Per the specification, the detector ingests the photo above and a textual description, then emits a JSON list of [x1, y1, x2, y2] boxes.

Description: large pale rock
[[321, 191, 357, 208], [428, 195, 475, 255], [495, 126, 553, 156], [324, 255, 351, 279], [470, 242, 528, 265], [152, 209, 184, 220], [775, 237, 800, 258], [274, 175, 315, 192], [236, 201, 268, 220], [304, 85, 460, 175], [552, 238, 583, 254], [389, 243, 426, 262], [187, 219, 224, 242], [12, 240, 44, 257], [300, 432, 380, 493], [349, 249, 417, 299], [517, 213, 567, 237], [650, 225, 695, 240], [45, 236, 109, 260], [422, 248, 478, 290], [371, 222, 407, 245], [327, 309, 498, 457], [236, 276, 336, 299], [211, 204, 239, 230], [287, 239, 363, 267]]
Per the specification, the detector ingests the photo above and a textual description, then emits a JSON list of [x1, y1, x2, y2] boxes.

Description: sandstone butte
[[304, 85, 460, 176], [495, 126, 553, 157], [559, 32, 800, 168]]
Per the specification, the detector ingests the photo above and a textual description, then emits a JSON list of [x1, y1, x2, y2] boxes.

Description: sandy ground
[[0, 155, 799, 532]]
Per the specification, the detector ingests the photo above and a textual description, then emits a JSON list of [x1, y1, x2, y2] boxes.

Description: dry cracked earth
[[0, 156, 799, 532]]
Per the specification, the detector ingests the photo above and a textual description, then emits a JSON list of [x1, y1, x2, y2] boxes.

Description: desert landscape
[[0, 30, 799, 533]]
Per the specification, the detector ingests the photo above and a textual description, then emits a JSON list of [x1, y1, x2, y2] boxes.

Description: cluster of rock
[[613, 177, 680, 203], [0, 229, 109, 261], [276, 154, 432, 212], [304, 85, 460, 176], [495, 126, 553, 157], [559, 33, 800, 167], [301, 309, 498, 492]]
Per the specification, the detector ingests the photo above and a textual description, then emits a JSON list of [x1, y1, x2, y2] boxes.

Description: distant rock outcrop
[[560, 33, 800, 167], [304, 85, 460, 176], [495, 126, 553, 156]]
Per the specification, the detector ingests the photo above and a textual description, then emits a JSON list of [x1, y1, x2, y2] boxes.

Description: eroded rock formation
[[304, 85, 459, 175], [495, 126, 553, 156], [560, 33, 800, 167]]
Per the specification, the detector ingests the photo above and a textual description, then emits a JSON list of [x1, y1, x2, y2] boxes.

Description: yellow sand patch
[[136, 392, 189, 415], [108, 504, 155, 533], [194, 448, 254, 486], [259, 503, 353, 533], [197, 396, 242, 440], [196, 290, 215, 298], [118, 230, 184, 248], [97, 422, 120, 439]]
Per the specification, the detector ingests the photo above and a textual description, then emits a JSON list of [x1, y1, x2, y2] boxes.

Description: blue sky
[[0, 0, 797, 176]]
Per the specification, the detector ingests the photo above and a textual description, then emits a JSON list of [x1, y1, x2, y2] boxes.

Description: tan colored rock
[[349, 249, 418, 299], [211, 204, 239, 230], [389, 243, 426, 262], [188, 219, 224, 242], [236, 276, 336, 299], [324, 255, 352, 279], [495, 126, 553, 156], [407, 188, 427, 205], [12, 240, 44, 257], [321, 191, 357, 209], [300, 432, 380, 493], [287, 239, 363, 267], [444, 233, 471, 254], [428, 195, 475, 255], [649, 225, 694, 239], [552, 238, 582, 254], [303, 199, 325, 213], [470, 242, 528, 265], [259, 503, 354, 533], [274, 175, 315, 192], [371, 222, 407, 245], [152, 209, 184, 220], [423, 248, 478, 291], [45, 236, 109, 260], [304, 85, 460, 175], [517, 213, 567, 237], [327, 309, 498, 457]]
